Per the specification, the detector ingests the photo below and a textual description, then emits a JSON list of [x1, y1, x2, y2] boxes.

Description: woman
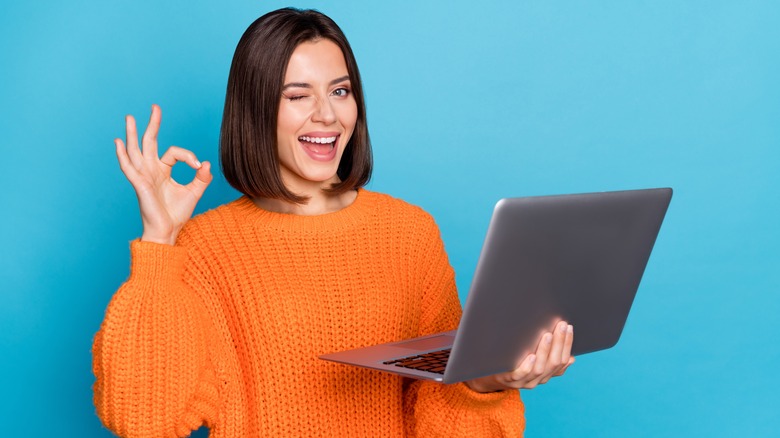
[[93, 8, 574, 437]]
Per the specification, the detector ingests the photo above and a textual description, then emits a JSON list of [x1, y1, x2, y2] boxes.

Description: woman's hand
[[465, 321, 575, 393], [115, 105, 212, 245]]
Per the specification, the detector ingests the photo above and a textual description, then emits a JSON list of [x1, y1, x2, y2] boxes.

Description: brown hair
[[220, 8, 372, 203]]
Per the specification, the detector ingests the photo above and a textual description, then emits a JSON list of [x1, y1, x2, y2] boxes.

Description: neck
[[253, 189, 358, 216]]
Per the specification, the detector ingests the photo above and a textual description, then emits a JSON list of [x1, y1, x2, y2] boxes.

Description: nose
[[312, 96, 337, 125]]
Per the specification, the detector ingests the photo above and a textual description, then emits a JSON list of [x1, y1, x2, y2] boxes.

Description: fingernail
[[545, 333, 553, 344], [567, 325, 574, 334], [195, 160, 202, 168], [528, 355, 536, 364]]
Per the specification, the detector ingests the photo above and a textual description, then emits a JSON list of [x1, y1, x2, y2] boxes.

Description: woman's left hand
[[465, 321, 575, 393]]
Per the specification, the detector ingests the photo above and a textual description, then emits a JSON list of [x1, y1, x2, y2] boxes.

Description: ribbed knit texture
[[93, 189, 525, 437]]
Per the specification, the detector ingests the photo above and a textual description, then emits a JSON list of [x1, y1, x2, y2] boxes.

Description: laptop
[[320, 188, 673, 384]]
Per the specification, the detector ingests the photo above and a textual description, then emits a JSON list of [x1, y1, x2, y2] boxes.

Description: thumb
[[187, 161, 213, 197]]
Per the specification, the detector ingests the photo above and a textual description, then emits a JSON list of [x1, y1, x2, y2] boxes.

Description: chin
[[282, 158, 342, 188], [300, 168, 340, 185]]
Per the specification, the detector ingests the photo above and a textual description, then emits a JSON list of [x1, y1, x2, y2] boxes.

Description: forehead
[[284, 39, 349, 82]]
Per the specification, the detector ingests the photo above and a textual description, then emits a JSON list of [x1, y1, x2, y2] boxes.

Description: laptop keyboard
[[382, 349, 451, 374]]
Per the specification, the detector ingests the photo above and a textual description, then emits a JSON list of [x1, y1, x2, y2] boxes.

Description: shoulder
[[362, 191, 451, 272], [177, 197, 249, 245], [361, 189, 437, 226], [360, 190, 441, 241]]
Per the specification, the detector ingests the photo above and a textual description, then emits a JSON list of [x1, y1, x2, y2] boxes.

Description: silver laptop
[[320, 188, 672, 384]]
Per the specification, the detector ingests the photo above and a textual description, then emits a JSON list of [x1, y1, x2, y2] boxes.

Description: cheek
[[276, 111, 299, 159], [277, 103, 310, 135], [342, 102, 358, 132], [276, 108, 292, 139]]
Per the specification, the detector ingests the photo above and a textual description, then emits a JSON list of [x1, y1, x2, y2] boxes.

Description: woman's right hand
[[115, 104, 213, 245]]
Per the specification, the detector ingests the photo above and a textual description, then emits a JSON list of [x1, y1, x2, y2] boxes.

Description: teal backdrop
[[1, 1, 778, 436]]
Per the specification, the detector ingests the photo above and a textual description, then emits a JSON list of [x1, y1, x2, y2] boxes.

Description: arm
[[402, 215, 525, 437], [93, 106, 220, 437], [92, 241, 223, 437]]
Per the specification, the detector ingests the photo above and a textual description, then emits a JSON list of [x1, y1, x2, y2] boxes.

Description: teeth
[[299, 135, 337, 144]]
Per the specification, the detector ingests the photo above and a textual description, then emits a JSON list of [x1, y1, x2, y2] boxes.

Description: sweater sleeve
[[402, 215, 525, 437], [92, 240, 223, 438]]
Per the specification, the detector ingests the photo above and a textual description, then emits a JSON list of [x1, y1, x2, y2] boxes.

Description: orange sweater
[[93, 190, 524, 437]]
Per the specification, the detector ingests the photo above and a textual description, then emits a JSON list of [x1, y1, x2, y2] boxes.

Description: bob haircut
[[220, 8, 372, 203]]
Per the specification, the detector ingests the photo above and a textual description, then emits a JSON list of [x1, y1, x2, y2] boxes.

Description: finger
[[125, 115, 144, 169], [141, 104, 161, 159], [554, 356, 576, 377], [561, 324, 574, 365], [186, 161, 213, 198], [115, 138, 141, 182], [509, 354, 536, 382], [160, 146, 201, 169], [547, 321, 568, 370], [532, 332, 553, 377]]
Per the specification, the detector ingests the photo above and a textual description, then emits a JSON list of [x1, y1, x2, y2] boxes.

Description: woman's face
[[276, 39, 357, 193]]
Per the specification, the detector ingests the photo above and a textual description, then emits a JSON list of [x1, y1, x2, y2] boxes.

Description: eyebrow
[[282, 75, 351, 91]]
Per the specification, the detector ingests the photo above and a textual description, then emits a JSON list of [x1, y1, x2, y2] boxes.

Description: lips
[[298, 134, 340, 162]]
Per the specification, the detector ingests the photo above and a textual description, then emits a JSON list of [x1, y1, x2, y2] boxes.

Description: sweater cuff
[[445, 382, 517, 408], [128, 239, 189, 283], [405, 380, 524, 436]]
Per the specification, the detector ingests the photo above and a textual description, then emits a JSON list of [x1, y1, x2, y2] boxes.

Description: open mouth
[[298, 135, 339, 161]]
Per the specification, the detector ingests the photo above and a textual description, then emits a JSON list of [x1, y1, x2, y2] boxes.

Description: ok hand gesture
[[115, 105, 212, 245]]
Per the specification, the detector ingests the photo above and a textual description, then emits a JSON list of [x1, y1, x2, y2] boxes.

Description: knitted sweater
[[93, 189, 525, 437]]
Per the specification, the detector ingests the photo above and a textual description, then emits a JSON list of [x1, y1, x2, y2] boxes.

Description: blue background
[[1, 1, 778, 436]]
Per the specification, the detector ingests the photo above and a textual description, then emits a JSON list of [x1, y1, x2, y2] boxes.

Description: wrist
[[140, 232, 177, 246], [465, 376, 503, 393]]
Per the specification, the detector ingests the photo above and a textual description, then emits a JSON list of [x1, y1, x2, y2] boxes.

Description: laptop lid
[[442, 187, 672, 383]]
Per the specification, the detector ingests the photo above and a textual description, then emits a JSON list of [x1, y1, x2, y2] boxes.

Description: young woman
[[93, 8, 574, 437]]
